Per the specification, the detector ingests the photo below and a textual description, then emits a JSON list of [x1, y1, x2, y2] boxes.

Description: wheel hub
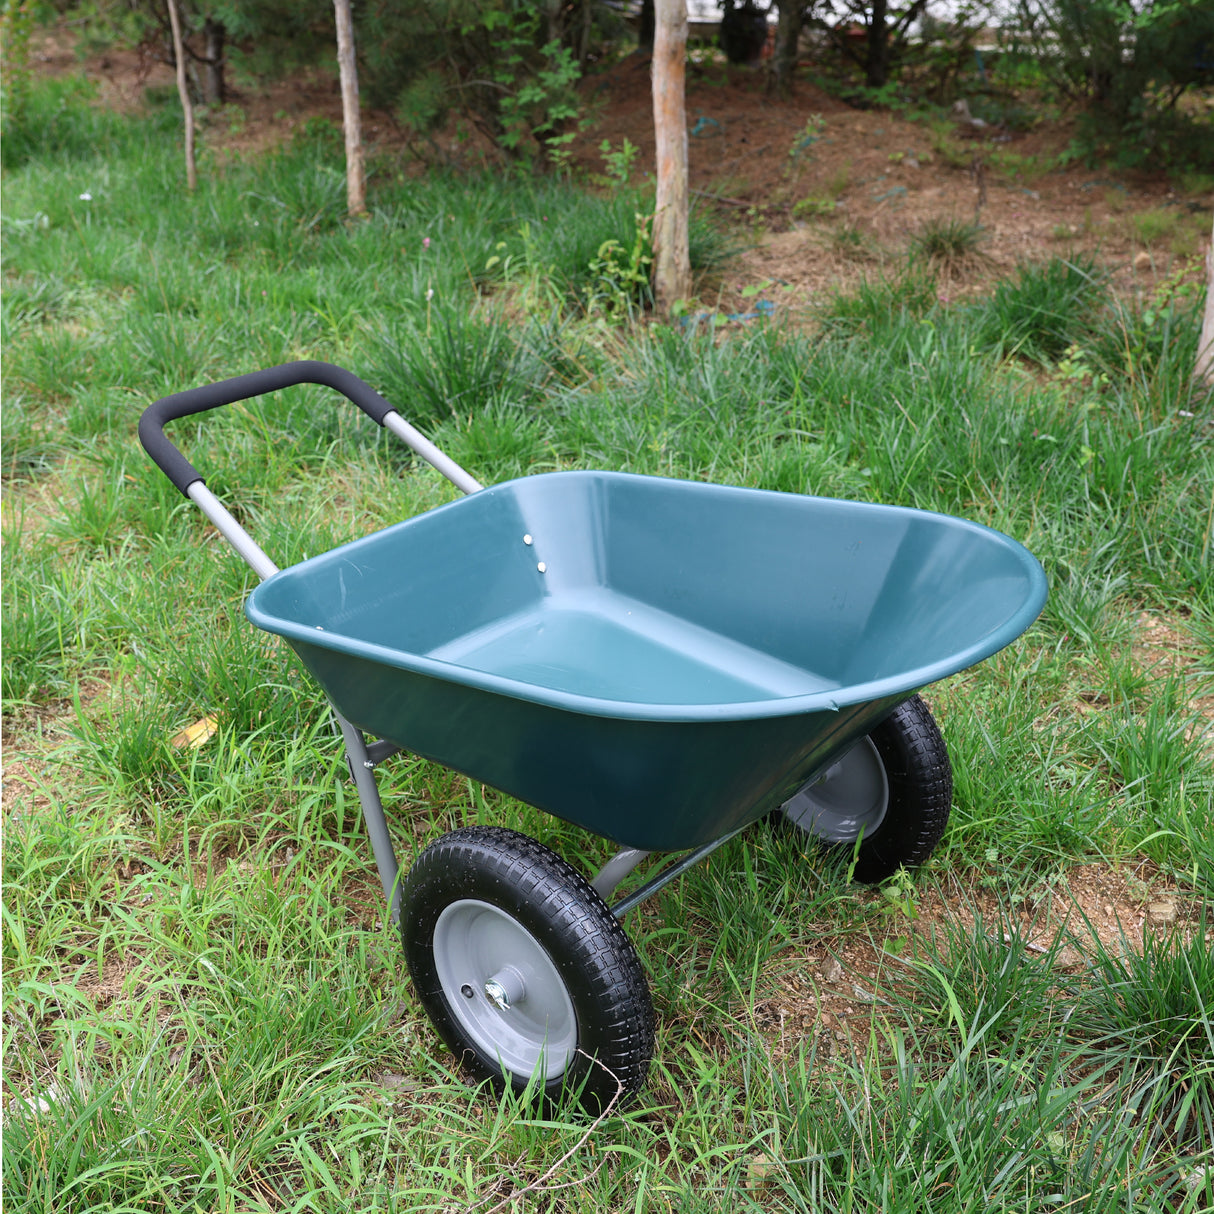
[[432, 900, 577, 1081], [780, 735, 890, 843], [484, 965, 526, 1011]]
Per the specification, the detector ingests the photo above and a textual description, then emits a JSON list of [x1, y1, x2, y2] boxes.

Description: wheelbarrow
[[139, 361, 1048, 1110]]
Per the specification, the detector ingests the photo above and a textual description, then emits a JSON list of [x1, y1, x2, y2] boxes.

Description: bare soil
[[755, 855, 1213, 1066], [574, 54, 1213, 312]]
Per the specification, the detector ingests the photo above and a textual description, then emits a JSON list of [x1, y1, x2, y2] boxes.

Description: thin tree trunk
[[578, 0, 594, 68], [652, 0, 691, 315], [866, 0, 888, 88], [333, 0, 366, 217], [639, 0, 655, 52], [768, 2, 804, 97], [546, 0, 564, 48], [203, 17, 225, 106], [1197, 216, 1214, 391], [166, 0, 196, 191]]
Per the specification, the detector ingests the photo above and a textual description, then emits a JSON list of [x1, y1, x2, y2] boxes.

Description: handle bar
[[138, 361, 482, 581], [139, 360, 481, 498]]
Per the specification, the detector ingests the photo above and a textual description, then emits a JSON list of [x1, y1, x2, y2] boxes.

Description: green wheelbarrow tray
[[245, 469, 1048, 853]]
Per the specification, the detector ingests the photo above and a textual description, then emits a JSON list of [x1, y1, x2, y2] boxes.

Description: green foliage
[[598, 137, 639, 187], [393, 66, 449, 147], [495, 34, 583, 159], [1088, 261, 1208, 382], [584, 212, 653, 319], [814, 0, 983, 91], [786, 112, 825, 166], [362, 0, 587, 164], [1007, 1, 1214, 167], [792, 195, 836, 219]]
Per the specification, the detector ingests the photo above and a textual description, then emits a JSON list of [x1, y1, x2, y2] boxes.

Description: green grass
[[971, 255, 1109, 365], [906, 216, 988, 272], [3, 78, 1213, 1211]]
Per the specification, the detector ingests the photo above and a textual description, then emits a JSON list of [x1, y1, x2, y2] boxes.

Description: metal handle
[[138, 361, 483, 580], [138, 359, 481, 496]]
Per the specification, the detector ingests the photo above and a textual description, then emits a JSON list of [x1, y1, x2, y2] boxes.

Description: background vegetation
[[4, 0, 1212, 169]]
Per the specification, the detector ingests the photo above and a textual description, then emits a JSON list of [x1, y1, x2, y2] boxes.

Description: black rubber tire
[[401, 826, 654, 1111], [782, 694, 952, 884]]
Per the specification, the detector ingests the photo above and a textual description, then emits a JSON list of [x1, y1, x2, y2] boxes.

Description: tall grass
[[3, 77, 1212, 1211]]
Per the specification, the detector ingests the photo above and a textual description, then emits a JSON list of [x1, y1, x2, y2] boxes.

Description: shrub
[[1006, 1, 1214, 167]]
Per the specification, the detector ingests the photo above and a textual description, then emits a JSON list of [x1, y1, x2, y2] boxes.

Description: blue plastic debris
[[726, 299, 776, 322]]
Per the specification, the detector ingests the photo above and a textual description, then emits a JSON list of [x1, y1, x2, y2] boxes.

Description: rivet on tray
[[537, 562, 547, 574], [523, 534, 533, 545]]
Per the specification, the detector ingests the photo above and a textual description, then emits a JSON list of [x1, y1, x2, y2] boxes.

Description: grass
[[1070, 910, 1214, 1147], [3, 78, 1213, 1211], [818, 220, 883, 262], [906, 216, 988, 273], [971, 254, 1109, 365]]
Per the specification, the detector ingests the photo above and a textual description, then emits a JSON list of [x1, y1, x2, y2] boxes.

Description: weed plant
[[3, 78, 1213, 1211], [907, 216, 988, 273], [971, 255, 1108, 364]]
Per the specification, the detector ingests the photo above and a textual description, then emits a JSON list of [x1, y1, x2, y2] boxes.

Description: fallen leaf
[[170, 716, 218, 749]]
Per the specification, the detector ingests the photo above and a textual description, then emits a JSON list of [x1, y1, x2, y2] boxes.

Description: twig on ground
[[471, 1052, 623, 1214], [691, 187, 785, 212]]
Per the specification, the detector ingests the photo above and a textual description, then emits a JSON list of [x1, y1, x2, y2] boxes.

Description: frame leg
[[610, 823, 750, 918], [334, 711, 402, 925], [590, 848, 651, 900]]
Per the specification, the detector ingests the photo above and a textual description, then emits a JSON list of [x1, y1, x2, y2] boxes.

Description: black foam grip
[[138, 361, 396, 495]]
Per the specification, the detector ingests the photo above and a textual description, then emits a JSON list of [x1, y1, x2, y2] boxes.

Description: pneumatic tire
[[779, 694, 952, 883], [401, 826, 653, 1111]]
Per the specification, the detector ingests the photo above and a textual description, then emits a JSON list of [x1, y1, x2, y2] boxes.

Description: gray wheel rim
[[432, 899, 577, 1082], [780, 736, 889, 843]]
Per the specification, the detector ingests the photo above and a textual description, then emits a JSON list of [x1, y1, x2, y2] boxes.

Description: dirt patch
[[568, 53, 1213, 311], [756, 858, 1210, 1061], [1, 679, 114, 821], [1131, 611, 1214, 754]]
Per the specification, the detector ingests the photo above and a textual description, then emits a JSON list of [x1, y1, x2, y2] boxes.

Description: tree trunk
[[639, 0, 655, 52], [866, 0, 889, 88], [546, 0, 564, 48], [166, 0, 196, 191], [768, 2, 804, 97], [652, 0, 691, 316], [1196, 216, 1214, 391], [202, 17, 225, 106], [578, 0, 594, 68], [333, 0, 366, 217]]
